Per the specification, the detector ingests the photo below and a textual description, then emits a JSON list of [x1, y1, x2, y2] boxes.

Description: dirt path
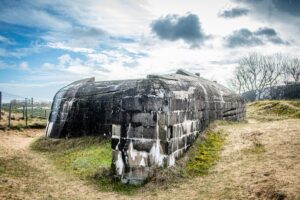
[[0, 130, 39, 150], [1, 119, 299, 200], [0, 129, 122, 200]]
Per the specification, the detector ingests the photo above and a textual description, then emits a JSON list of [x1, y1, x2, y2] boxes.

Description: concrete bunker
[[46, 69, 245, 184]]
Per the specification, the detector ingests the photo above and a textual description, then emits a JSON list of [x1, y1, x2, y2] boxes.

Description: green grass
[[185, 129, 225, 176], [149, 128, 225, 188], [31, 129, 225, 193], [31, 136, 140, 194], [52, 143, 112, 177], [31, 137, 112, 178]]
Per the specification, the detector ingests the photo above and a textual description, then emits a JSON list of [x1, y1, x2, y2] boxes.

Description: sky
[[1, 0, 300, 101]]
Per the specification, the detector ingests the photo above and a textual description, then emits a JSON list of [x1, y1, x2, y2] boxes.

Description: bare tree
[[229, 74, 244, 94], [230, 53, 284, 99], [286, 58, 300, 82]]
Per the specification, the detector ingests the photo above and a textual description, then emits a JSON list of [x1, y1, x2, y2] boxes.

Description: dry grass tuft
[[247, 100, 300, 121]]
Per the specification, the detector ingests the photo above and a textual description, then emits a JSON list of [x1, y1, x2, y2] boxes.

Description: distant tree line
[[230, 53, 300, 99]]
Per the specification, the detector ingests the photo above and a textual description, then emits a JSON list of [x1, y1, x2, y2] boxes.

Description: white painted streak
[[140, 158, 146, 167], [168, 153, 175, 166], [129, 141, 137, 161], [45, 122, 53, 137], [116, 152, 124, 175]]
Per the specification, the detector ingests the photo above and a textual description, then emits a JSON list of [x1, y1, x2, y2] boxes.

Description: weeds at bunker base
[[46, 69, 245, 184]]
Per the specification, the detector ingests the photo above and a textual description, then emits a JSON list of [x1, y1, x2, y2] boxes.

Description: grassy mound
[[31, 136, 139, 194], [31, 128, 225, 193], [31, 136, 112, 177], [247, 100, 300, 121]]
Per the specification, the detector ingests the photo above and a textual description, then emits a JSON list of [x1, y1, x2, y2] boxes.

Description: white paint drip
[[172, 91, 189, 99], [122, 94, 141, 99], [45, 122, 53, 137], [172, 119, 198, 138], [129, 141, 137, 161], [172, 87, 196, 100], [150, 140, 165, 166], [115, 152, 124, 175], [112, 124, 121, 136], [149, 114, 167, 167], [115, 140, 120, 150], [68, 99, 74, 107], [188, 87, 196, 93], [140, 158, 146, 167], [184, 120, 193, 134], [111, 135, 156, 141], [218, 90, 225, 103], [197, 82, 209, 122], [156, 89, 165, 98], [60, 98, 75, 121], [127, 123, 131, 139], [168, 153, 175, 166], [198, 83, 208, 102], [113, 84, 119, 90]]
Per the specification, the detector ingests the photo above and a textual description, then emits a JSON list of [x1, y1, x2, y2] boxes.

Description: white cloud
[[58, 54, 72, 65], [86, 53, 110, 64], [0, 4, 71, 30], [0, 44, 44, 58], [37, 39, 300, 89], [0, 81, 70, 101], [41, 62, 55, 70], [19, 61, 29, 70], [2, 0, 300, 101], [0, 48, 7, 57], [57, 54, 95, 75], [0, 35, 13, 44], [47, 42, 95, 53], [0, 61, 10, 70], [0, 81, 67, 88], [64, 65, 93, 75], [41, 0, 151, 35]]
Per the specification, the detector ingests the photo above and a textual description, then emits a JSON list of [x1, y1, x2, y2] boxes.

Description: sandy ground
[[0, 119, 299, 199], [0, 129, 121, 200]]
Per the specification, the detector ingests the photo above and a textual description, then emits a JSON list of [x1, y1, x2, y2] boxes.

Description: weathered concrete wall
[[46, 77, 143, 138], [46, 69, 245, 184]]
